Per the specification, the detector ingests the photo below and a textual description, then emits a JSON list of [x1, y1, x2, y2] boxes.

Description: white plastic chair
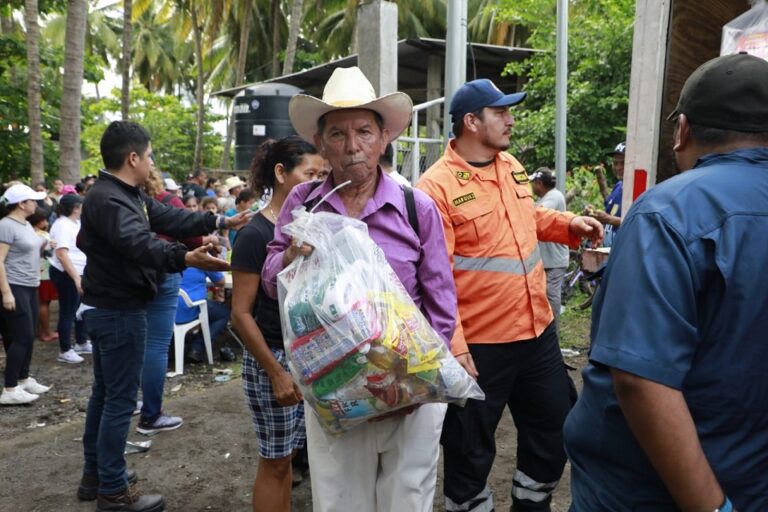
[[172, 289, 213, 375]]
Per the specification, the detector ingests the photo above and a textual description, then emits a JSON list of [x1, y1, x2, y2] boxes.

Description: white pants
[[306, 402, 448, 512]]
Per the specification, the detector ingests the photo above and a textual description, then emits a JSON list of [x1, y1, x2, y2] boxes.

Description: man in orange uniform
[[417, 79, 603, 512]]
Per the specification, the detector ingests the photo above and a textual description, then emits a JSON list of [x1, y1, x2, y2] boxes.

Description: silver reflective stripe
[[512, 469, 559, 503], [512, 486, 551, 503], [445, 485, 494, 512], [454, 246, 541, 275]]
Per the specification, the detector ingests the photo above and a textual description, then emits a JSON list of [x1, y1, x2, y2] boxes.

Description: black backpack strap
[[160, 194, 175, 204], [301, 180, 324, 210], [401, 184, 420, 237]]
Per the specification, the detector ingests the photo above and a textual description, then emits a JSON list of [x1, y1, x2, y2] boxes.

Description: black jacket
[[78, 170, 218, 310]]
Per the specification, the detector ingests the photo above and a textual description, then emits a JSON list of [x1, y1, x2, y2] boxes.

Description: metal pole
[[443, 0, 467, 143], [411, 109, 420, 184], [555, 0, 568, 193]]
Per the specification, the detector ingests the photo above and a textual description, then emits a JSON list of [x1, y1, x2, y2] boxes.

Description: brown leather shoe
[[78, 469, 138, 501], [96, 485, 164, 512]]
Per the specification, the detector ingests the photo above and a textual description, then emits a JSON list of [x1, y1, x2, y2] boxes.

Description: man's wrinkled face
[[316, 109, 388, 184]]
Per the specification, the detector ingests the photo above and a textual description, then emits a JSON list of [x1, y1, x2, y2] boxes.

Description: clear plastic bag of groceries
[[276, 205, 484, 434], [721, 0, 768, 60]]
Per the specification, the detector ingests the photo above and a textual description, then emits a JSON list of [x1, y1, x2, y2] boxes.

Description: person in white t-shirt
[[530, 168, 569, 331], [49, 193, 90, 364]]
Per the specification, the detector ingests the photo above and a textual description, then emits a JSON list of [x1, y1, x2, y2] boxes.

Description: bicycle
[[561, 245, 603, 310]]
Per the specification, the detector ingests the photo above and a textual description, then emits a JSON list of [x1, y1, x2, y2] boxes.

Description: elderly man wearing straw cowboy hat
[[261, 67, 457, 511]]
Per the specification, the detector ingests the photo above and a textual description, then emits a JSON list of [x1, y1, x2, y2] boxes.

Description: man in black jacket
[[76, 121, 251, 512]]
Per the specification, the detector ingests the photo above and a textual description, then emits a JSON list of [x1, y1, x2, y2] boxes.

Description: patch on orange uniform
[[452, 192, 477, 206]]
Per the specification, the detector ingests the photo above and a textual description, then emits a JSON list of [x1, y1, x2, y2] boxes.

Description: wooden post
[[426, 55, 443, 138], [356, 0, 398, 95], [622, 0, 671, 217]]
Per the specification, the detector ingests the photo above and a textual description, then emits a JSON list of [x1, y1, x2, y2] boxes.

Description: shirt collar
[[303, 167, 405, 218], [98, 169, 140, 194], [695, 147, 768, 169], [443, 140, 504, 186]]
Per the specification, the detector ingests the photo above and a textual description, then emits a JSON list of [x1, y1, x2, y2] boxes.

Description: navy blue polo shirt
[[564, 147, 768, 511], [603, 180, 623, 246]]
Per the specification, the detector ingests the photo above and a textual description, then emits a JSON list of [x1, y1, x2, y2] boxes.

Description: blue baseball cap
[[449, 79, 527, 122]]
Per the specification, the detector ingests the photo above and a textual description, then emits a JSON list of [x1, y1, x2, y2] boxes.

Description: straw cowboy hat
[[289, 66, 413, 144], [223, 176, 246, 191]]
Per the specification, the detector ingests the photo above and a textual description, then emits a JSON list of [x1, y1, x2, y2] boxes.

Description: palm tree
[[220, 0, 253, 169], [131, 6, 189, 94], [121, 0, 132, 119], [58, 0, 88, 184], [24, 0, 44, 185], [43, 0, 122, 101], [282, 0, 304, 75]]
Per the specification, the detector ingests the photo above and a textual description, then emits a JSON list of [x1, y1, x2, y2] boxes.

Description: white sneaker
[[20, 377, 50, 394], [0, 387, 39, 405], [57, 349, 84, 364], [74, 341, 93, 354]]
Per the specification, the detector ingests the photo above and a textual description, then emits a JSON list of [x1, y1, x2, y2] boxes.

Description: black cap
[[528, 168, 556, 187], [667, 53, 768, 132], [59, 193, 83, 209]]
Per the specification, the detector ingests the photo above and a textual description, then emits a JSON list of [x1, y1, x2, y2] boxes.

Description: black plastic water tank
[[234, 83, 302, 171]]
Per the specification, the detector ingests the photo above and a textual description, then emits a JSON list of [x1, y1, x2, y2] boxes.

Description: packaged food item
[[722, 1, 768, 61], [278, 207, 485, 434]]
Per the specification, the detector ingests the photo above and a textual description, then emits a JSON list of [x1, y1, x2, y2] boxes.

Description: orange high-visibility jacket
[[417, 142, 580, 356]]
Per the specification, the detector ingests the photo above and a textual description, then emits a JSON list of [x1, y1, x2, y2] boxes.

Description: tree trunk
[[594, 164, 610, 200], [25, 0, 44, 186], [282, 0, 304, 75], [271, 0, 281, 77], [59, 0, 88, 184], [121, 0, 132, 120], [0, 15, 12, 34], [191, 6, 205, 171], [220, 3, 253, 169]]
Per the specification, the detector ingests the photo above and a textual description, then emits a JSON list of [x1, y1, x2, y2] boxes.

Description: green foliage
[[499, 0, 635, 171], [80, 86, 224, 181], [559, 288, 593, 348], [0, 34, 61, 183], [565, 165, 605, 214]]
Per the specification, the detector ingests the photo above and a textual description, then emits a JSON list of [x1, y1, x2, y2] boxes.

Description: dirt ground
[[0, 308, 590, 512]]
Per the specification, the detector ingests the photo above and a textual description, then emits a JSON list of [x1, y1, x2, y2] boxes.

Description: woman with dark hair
[[0, 184, 51, 405], [231, 136, 323, 512], [49, 193, 89, 364]]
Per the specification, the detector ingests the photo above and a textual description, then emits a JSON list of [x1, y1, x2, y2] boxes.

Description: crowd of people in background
[[3, 54, 766, 512], [0, 165, 259, 408]]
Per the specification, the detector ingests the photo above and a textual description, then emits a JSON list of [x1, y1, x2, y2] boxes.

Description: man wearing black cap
[[587, 142, 625, 247], [418, 79, 603, 512], [564, 53, 768, 512], [530, 168, 569, 330]]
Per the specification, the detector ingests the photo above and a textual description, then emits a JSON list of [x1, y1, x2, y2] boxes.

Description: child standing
[[29, 208, 58, 343]]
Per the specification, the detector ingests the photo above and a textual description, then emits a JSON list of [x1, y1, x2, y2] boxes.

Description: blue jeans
[[141, 272, 180, 423], [49, 266, 86, 352], [189, 300, 230, 353], [82, 308, 147, 494]]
